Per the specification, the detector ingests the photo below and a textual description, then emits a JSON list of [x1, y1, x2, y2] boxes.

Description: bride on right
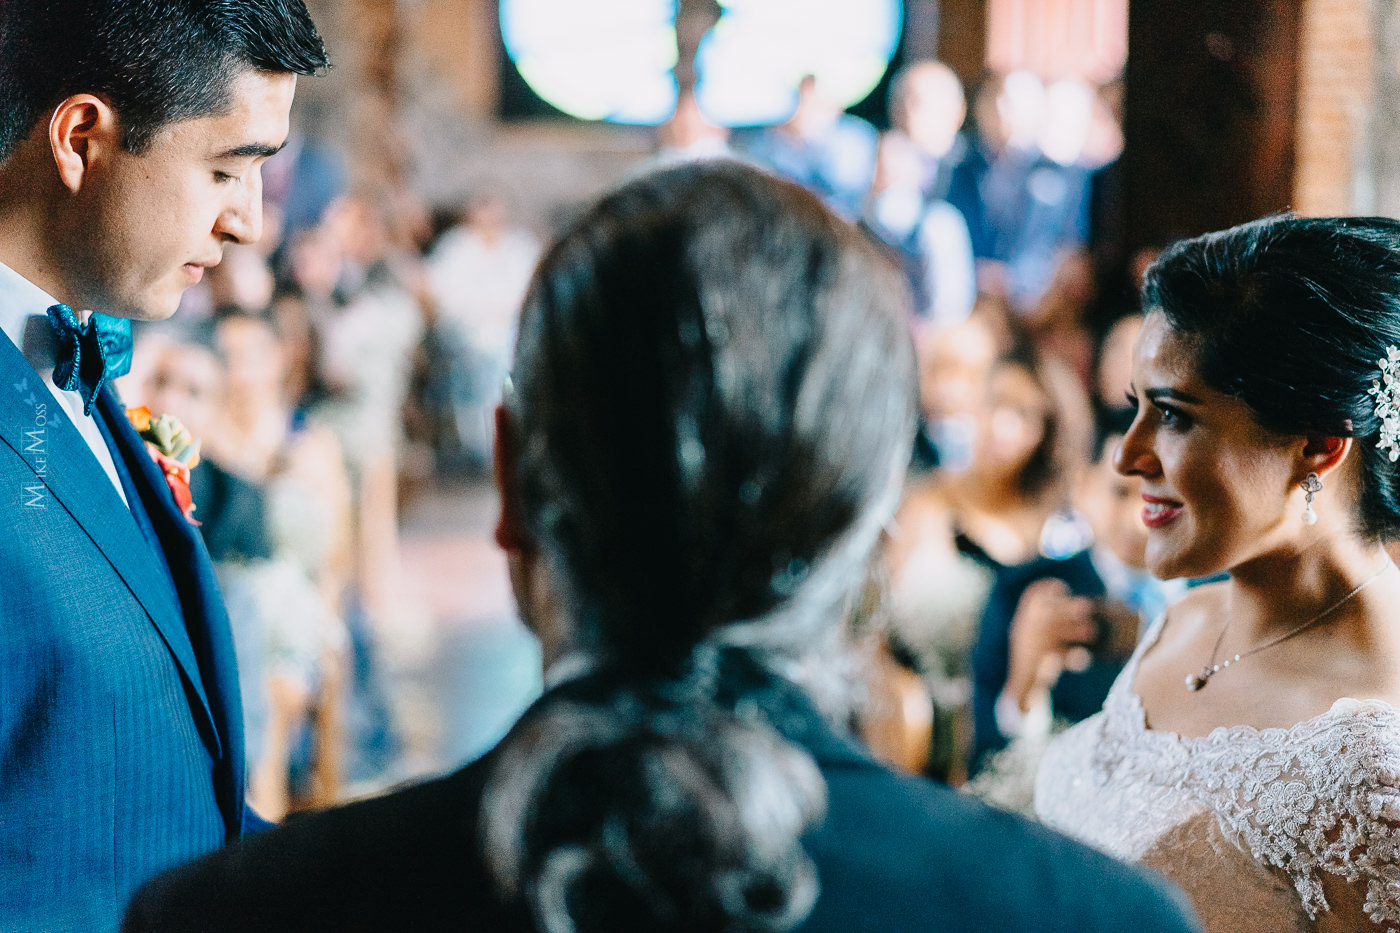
[[1035, 214, 1400, 932]]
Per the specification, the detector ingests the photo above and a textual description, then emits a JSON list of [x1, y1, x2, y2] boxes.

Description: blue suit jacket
[[0, 331, 247, 931]]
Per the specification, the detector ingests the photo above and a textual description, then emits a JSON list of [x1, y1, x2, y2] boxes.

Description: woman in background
[[1037, 215, 1400, 932], [882, 331, 1091, 779], [125, 162, 1196, 933]]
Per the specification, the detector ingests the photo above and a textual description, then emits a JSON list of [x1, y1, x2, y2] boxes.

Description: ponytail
[[481, 653, 826, 933]]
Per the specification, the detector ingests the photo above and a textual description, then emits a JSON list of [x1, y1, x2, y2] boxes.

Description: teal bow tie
[[45, 304, 133, 415]]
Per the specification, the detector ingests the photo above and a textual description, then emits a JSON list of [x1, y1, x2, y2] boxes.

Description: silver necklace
[[1185, 561, 1396, 691]]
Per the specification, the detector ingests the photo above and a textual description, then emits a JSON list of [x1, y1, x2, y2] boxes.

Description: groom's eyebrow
[[212, 141, 287, 160]]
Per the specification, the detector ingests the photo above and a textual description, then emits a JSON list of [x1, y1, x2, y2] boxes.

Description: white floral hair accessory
[[1370, 345, 1400, 462]]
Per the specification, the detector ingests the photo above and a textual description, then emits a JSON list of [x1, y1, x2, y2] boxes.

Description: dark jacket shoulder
[[124, 761, 516, 932], [126, 680, 1199, 933]]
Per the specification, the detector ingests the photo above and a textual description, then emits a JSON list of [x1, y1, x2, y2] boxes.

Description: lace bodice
[[1035, 617, 1400, 932]]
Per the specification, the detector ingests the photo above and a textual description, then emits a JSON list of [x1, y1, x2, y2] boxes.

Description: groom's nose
[[215, 170, 264, 246]]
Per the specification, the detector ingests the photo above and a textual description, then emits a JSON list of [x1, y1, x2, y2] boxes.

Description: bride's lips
[[1141, 493, 1184, 529]]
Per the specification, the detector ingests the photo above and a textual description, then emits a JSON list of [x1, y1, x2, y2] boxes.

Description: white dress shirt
[[0, 260, 128, 505]]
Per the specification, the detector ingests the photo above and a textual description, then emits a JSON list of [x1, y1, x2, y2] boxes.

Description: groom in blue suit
[[0, 2, 327, 929]]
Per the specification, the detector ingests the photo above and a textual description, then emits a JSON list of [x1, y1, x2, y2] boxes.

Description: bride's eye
[[1155, 402, 1187, 428]]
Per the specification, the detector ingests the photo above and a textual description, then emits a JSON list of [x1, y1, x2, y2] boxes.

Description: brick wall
[[1293, 0, 1374, 215]]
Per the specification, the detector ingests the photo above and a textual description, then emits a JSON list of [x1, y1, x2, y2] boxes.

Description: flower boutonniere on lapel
[[126, 406, 202, 525]]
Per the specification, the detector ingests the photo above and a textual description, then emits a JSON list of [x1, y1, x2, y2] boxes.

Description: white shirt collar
[[0, 259, 61, 350]]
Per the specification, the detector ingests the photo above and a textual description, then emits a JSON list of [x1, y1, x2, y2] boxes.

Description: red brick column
[[1293, 0, 1374, 216]]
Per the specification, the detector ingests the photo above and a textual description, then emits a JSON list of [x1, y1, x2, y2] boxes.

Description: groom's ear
[[48, 94, 122, 194], [493, 405, 531, 553]]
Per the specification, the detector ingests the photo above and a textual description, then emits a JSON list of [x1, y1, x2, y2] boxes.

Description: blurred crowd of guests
[[115, 58, 1164, 818], [686, 60, 1181, 808], [116, 130, 544, 819], [664, 62, 1127, 335], [873, 309, 1183, 809]]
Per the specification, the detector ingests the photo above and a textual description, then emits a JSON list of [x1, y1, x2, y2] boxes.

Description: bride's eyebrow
[[1145, 387, 1203, 406]]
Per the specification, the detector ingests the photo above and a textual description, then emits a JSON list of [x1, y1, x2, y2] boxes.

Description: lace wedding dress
[[1035, 617, 1400, 932]]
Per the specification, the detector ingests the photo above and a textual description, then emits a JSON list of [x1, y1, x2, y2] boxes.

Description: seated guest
[[968, 420, 1180, 798], [141, 334, 343, 819], [141, 336, 272, 565], [884, 338, 1090, 780], [123, 162, 1199, 933]]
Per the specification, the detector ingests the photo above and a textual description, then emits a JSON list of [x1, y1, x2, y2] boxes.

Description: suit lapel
[[0, 333, 220, 752], [95, 388, 244, 837]]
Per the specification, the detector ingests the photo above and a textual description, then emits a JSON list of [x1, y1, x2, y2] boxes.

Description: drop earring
[[1301, 472, 1323, 525]]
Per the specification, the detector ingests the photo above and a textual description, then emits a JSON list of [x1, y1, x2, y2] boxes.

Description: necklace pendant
[[1185, 670, 1209, 691]]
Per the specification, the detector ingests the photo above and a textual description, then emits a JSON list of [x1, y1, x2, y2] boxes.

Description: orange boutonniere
[[126, 406, 201, 525]]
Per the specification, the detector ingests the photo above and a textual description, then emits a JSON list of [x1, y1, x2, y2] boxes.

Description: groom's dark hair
[[0, 0, 329, 160]]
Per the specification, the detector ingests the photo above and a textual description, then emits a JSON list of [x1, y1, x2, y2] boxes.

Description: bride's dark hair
[[1144, 214, 1400, 541], [480, 161, 917, 932]]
